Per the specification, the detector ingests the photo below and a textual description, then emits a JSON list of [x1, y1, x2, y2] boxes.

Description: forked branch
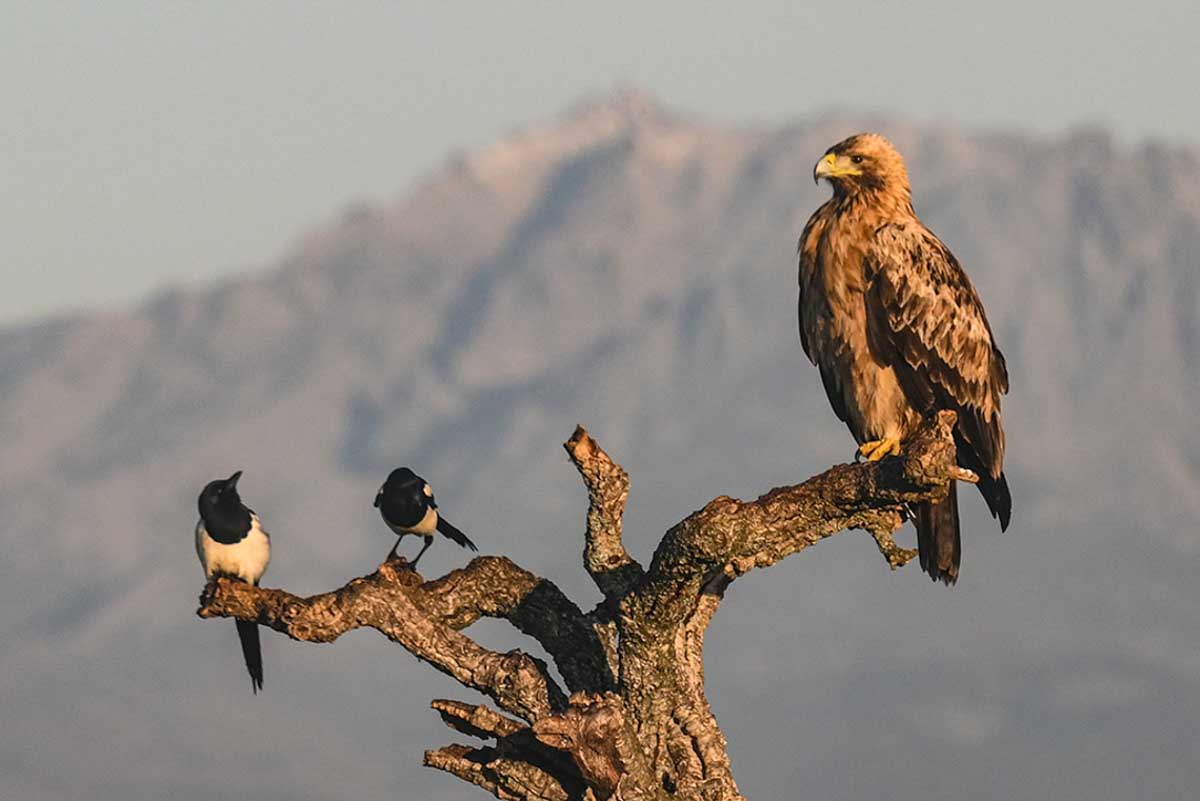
[[565, 425, 645, 602]]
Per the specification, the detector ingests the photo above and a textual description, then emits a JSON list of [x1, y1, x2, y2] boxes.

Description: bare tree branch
[[425, 744, 574, 801], [433, 699, 527, 740], [427, 701, 595, 801], [565, 426, 645, 602], [644, 410, 963, 599], [417, 557, 616, 693], [197, 561, 565, 720]]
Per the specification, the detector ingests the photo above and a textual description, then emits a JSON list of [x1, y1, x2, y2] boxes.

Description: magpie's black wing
[[436, 516, 478, 551]]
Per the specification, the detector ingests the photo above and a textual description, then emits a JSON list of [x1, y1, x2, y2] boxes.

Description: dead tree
[[198, 411, 974, 801]]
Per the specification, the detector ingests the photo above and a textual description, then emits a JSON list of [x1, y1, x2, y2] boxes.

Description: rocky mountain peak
[[2, 94, 1199, 801]]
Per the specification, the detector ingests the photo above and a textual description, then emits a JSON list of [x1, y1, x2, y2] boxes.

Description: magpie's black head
[[376, 467, 425, 503], [198, 470, 246, 520], [385, 467, 421, 488]]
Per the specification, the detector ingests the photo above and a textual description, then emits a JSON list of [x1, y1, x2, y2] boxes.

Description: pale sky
[[3, 0, 1198, 324]]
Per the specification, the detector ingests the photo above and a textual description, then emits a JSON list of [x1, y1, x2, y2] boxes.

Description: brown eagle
[[798, 133, 1010, 584]]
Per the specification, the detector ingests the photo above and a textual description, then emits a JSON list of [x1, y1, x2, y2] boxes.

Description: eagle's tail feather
[[436, 516, 478, 551], [977, 470, 1011, 532], [915, 483, 961, 585], [236, 619, 263, 694]]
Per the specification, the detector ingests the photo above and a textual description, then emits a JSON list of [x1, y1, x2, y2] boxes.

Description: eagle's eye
[[851, 155, 864, 164]]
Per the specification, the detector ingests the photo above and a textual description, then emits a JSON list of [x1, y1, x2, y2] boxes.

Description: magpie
[[196, 470, 270, 693], [374, 467, 477, 567]]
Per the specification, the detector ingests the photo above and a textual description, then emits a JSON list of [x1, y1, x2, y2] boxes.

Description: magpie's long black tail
[[436, 516, 478, 551], [915, 482, 961, 585], [236, 620, 263, 693]]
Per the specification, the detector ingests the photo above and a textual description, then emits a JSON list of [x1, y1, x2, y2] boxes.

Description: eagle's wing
[[797, 208, 851, 424], [796, 214, 821, 360], [865, 222, 1010, 527]]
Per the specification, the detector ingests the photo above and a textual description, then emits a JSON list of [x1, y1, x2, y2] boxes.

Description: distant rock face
[[2, 91, 1198, 801]]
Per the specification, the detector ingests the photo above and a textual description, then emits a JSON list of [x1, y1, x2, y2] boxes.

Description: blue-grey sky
[[4, 0, 1198, 324]]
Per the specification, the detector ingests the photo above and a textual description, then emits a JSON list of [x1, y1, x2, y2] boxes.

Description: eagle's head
[[813, 133, 911, 199]]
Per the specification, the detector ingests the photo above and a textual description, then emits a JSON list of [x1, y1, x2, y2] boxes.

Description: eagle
[[798, 133, 1010, 584]]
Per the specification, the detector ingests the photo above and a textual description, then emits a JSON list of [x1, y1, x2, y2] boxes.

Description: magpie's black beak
[[373, 487, 383, 508], [226, 470, 243, 489]]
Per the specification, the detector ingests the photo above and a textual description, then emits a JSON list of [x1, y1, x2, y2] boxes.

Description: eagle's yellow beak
[[813, 152, 860, 183]]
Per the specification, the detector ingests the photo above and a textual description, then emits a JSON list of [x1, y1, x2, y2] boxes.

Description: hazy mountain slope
[[2, 91, 1198, 801]]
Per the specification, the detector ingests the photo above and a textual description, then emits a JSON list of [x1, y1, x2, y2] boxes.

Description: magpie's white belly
[[390, 506, 438, 536], [195, 515, 271, 584]]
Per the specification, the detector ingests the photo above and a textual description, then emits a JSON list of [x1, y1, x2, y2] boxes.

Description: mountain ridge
[[2, 90, 1198, 801]]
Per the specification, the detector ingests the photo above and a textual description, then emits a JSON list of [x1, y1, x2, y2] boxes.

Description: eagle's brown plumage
[[798, 133, 1010, 584]]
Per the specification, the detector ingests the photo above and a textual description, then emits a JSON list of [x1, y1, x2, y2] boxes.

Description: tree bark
[[198, 411, 971, 800]]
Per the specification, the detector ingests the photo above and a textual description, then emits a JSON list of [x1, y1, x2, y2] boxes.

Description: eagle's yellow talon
[[859, 438, 902, 462]]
